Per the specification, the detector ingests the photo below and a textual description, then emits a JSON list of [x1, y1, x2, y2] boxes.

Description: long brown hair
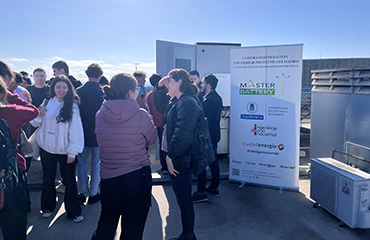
[[49, 75, 79, 123]]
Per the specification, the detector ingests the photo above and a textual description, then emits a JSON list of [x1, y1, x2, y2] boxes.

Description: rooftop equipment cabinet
[[310, 68, 370, 228], [310, 68, 370, 163], [156, 40, 241, 155]]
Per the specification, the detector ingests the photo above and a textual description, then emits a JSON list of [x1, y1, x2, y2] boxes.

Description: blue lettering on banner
[[241, 114, 264, 120]]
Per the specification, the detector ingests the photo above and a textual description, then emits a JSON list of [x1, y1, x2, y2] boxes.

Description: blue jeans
[[170, 167, 196, 240], [92, 166, 152, 240], [197, 146, 220, 193], [77, 147, 100, 196]]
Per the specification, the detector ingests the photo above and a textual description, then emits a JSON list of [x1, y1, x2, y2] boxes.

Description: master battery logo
[[239, 80, 275, 95]]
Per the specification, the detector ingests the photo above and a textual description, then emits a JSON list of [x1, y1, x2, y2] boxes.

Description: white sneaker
[[41, 210, 52, 218], [73, 215, 84, 223]]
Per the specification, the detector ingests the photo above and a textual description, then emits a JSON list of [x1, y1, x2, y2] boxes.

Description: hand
[[158, 76, 170, 87], [166, 155, 179, 176], [38, 105, 47, 117], [67, 156, 75, 164], [7, 80, 18, 92]]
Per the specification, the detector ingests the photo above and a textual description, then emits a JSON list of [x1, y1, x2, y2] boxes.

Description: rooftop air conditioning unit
[[311, 158, 370, 228]]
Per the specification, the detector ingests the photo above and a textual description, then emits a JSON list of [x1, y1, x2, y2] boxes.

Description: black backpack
[[0, 117, 16, 174]]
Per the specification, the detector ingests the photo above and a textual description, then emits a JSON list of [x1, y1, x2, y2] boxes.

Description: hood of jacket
[[99, 98, 139, 125]]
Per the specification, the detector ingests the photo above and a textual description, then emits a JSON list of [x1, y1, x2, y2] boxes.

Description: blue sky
[[1, 0, 369, 83]]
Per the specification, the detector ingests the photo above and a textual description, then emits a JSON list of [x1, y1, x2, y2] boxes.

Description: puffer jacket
[[154, 86, 201, 169], [95, 98, 157, 179]]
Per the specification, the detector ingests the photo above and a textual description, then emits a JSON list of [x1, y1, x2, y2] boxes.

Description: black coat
[[76, 82, 104, 147], [154, 86, 201, 169], [200, 90, 223, 147]]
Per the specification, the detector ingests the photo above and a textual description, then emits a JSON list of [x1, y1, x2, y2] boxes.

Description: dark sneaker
[[78, 194, 86, 205], [206, 187, 220, 197], [88, 193, 101, 204], [192, 191, 208, 203]]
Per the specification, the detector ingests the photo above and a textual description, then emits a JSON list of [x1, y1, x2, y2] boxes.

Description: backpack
[[0, 117, 16, 174], [191, 97, 216, 176]]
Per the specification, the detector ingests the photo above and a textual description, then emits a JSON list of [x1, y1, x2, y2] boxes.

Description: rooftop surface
[[4, 142, 370, 239], [16, 176, 370, 240]]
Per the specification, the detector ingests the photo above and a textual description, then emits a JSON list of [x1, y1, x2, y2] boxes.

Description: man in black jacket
[[193, 74, 223, 203], [76, 63, 104, 205], [51, 60, 82, 89]]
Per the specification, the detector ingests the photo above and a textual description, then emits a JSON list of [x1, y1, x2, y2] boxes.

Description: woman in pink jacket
[[92, 73, 157, 240]]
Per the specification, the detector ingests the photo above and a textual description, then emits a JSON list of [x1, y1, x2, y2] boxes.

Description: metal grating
[[311, 162, 338, 215]]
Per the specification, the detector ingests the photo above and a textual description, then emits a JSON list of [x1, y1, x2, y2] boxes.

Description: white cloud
[[5, 57, 156, 85], [7, 58, 29, 62]]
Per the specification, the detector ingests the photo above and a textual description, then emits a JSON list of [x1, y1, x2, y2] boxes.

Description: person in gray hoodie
[[92, 73, 157, 240]]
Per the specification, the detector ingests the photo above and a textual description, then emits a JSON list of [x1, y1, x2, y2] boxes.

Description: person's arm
[[140, 111, 157, 147], [3, 92, 39, 126], [137, 95, 147, 110], [167, 97, 201, 161], [154, 77, 170, 115], [30, 98, 48, 127]]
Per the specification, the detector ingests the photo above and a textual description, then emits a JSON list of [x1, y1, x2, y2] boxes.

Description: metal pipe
[[331, 149, 370, 163]]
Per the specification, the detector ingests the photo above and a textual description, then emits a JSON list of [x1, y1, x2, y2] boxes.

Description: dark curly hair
[[49, 75, 79, 123], [169, 69, 199, 94]]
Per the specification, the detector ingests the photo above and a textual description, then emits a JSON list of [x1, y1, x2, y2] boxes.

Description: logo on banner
[[242, 142, 285, 151], [232, 159, 242, 164], [276, 73, 290, 95], [245, 161, 256, 165], [280, 165, 296, 169], [251, 124, 277, 137], [239, 81, 275, 95], [241, 101, 264, 120], [247, 101, 258, 113], [259, 163, 276, 168]]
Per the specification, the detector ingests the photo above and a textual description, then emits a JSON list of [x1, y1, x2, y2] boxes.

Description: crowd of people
[[0, 59, 223, 240]]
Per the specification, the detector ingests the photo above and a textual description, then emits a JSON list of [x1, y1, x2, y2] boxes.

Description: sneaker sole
[[73, 216, 84, 223], [41, 211, 52, 218], [193, 198, 208, 203], [208, 193, 220, 197]]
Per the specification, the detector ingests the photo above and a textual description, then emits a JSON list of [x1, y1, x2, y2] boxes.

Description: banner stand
[[229, 44, 303, 191], [229, 179, 300, 192]]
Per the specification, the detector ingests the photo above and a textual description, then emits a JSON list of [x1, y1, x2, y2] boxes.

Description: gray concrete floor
[[14, 177, 370, 240], [4, 133, 370, 239]]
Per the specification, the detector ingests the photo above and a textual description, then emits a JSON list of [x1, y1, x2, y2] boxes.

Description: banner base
[[228, 179, 299, 192]]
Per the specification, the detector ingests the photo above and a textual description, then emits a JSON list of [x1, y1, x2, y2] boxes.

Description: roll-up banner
[[229, 44, 303, 191]]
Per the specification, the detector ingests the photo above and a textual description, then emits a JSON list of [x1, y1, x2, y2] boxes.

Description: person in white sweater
[[31, 75, 84, 223]]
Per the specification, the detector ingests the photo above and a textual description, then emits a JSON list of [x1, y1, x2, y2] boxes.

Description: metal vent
[[311, 162, 338, 215]]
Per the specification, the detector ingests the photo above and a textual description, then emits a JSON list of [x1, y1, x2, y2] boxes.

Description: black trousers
[[0, 172, 29, 240], [92, 166, 152, 240], [157, 126, 168, 172], [40, 148, 81, 219]]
